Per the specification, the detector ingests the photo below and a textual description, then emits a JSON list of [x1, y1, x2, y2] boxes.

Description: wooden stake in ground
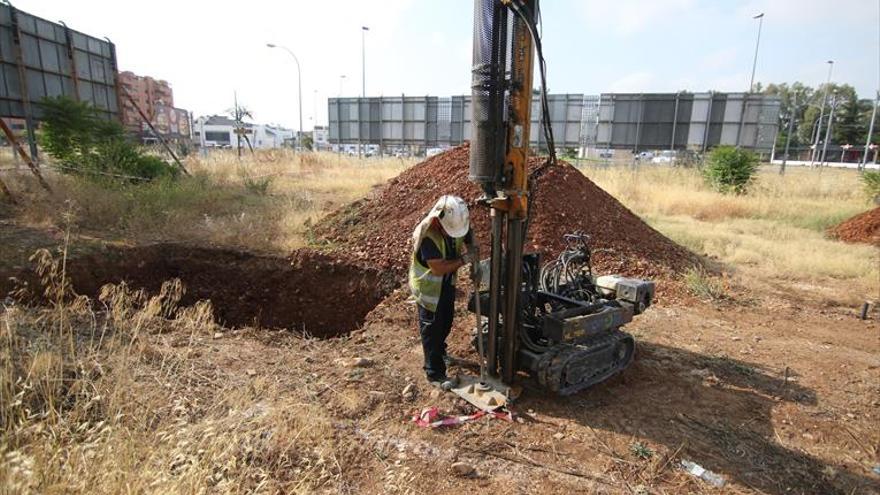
[[0, 118, 51, 192]]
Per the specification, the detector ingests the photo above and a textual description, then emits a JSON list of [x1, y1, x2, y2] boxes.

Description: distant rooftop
[[202, 115, 238, 126]]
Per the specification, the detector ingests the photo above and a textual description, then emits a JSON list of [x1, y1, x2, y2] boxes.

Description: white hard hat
[[430, 195, 469, 238]]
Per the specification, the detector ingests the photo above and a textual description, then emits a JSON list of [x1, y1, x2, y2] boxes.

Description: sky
[[16, 0, 880, 131]]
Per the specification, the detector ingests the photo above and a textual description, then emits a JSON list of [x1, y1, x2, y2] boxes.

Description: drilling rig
[[456, 0, 654, 408]]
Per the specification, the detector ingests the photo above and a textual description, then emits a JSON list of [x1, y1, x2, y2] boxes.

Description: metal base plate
[[450, 374, 510, 411]]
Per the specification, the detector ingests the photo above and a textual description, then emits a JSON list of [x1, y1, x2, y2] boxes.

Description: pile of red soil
[[829, 207, 880, 245], [313, 144, 702, 288]]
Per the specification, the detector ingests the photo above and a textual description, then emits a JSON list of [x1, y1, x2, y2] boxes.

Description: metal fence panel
[[0, 4, 120, 122], [328, 92, 780, 152]]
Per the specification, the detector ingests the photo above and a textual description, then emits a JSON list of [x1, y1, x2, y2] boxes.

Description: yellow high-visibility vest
[[408, 228, 462, 312]]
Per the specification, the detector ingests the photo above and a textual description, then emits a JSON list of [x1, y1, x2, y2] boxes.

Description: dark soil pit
[[3, 244, 399, 337]]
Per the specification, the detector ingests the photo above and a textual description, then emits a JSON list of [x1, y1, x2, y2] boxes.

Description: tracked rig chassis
[[468, 253, 652, 395]]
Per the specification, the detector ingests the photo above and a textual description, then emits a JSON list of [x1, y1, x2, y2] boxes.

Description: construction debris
[[681, 460, 726, 487]]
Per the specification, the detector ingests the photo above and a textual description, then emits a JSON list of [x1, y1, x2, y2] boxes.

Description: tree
[[830, 85, 869, 145], [38, 96, 177, 181], [227, 92, 254, 157], [764, 82, 878, 162], [301, 134, 314, 151], [764, 82, 814, 149]]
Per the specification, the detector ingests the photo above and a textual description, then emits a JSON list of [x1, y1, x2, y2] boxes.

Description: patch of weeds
[[244, 176, 273, 195], [861, 170, 880, 203], [683, 267, 726, 301], [731, 362, 756, 376], [630, 441, 654, 460]]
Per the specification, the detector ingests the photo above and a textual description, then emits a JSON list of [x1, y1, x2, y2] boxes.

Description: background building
[[119, 70, 191, 143], [312, 125, 329, 150], [193, 115, 293, 149], [119, 71, 173, 131]]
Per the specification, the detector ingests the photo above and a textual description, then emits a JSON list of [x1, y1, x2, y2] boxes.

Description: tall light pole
[[780, 92, 798, 174], [362, 26, 369, 97], [736, 13, 764, 148], [313, 89, 318, 127], [810, 60, 834, 166], [749, 13, 764, 92], [360, 26, 369, 159], [820, 94, 838, 166], [266, 43, 303, 150], [863, 91, 879, 170]]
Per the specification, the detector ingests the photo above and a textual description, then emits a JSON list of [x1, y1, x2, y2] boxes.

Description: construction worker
[[409, 195, 477, 390]]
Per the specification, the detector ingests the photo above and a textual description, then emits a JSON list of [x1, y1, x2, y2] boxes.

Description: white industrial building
[[312, 125, 329, 150], [193, 115, 294, 149]]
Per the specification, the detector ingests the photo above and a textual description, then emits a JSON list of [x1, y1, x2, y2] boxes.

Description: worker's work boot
[[429, 375, 459, 392]]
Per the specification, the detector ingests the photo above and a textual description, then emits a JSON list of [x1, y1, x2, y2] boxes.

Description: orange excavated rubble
[[313, 144, 704, 297], [828, 206, 880, 245]]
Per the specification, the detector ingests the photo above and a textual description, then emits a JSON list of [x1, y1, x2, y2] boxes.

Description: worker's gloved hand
[[471, 262, 483, 283], [460, 251, 477, 265]]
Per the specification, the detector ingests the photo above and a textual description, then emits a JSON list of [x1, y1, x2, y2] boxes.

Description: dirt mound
[[4, 244, 397, 336], [313, 144, 701, 287], [828, 207, 880, 245]]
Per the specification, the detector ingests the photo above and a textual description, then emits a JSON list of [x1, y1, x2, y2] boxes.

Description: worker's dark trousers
[[417, 288, 454, 381]]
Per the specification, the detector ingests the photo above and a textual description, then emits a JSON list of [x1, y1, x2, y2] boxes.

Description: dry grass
[[580, 163, 879, 293], [3, 150, 880, 493], [4, 149, 412, 253], [1, 244, 350, 493]]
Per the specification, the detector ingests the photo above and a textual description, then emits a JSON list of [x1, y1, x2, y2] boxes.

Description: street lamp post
[[362, 26, 369, 97], [737, 13, 764, 148], [810, 60, 834, 166], [820, 94, 838, 166], [359, 26, 369, 159], [749, 13, 764, 92], [780, 93, 797, 174], [266, 43, 303, 151], [863, 91, 878, 170], [313, 89, 318, 127]]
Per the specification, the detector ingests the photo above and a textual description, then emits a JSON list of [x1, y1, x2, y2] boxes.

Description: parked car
[[651, 150, 677, 164]]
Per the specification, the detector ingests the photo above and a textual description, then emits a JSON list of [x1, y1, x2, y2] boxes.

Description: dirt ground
[[1, 217, 878, 494]]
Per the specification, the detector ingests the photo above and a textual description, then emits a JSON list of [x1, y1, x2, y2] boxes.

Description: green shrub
[[702, 146, 759, 194], [861, 170, 880, 203], [38, 96, 177, 182]]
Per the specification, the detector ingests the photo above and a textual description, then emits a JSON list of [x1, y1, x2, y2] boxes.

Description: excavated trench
[[5, 244, 398, 337]]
